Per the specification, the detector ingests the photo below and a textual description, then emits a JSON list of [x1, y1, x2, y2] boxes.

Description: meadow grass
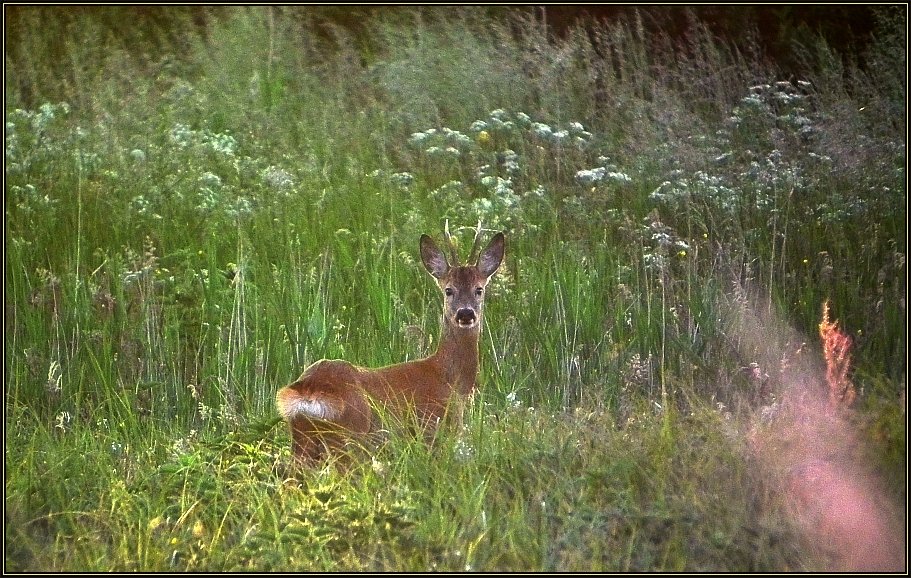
[[5, 7, 905, 571]]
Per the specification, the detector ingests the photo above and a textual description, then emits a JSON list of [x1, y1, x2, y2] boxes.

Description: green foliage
[[5, 6, 904, 572]]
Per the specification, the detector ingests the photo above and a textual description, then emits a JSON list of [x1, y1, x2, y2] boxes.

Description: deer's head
[[420, 224, 505, 331]]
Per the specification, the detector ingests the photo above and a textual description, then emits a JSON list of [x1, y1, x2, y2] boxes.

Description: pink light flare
[[730, 294, 905, 572]]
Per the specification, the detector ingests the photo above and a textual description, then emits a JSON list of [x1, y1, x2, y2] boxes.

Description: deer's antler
[[443, 219, 460, 265], [467, 220, 484, 265]]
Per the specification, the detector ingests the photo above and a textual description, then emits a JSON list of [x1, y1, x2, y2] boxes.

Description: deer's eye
[[445, 287, 454, 296], [475, 287, 483, 296]]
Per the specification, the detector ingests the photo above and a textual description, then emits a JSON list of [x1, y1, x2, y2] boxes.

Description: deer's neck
[[433, 320, 481, 394]]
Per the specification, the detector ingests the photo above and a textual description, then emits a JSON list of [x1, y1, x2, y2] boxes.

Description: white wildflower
[[606, 171, 632, 183], [469, 120, 488, 132], [575, 167, 606, 184], [262, 166, 294, 189], [505, 390, 522, 408], [501, 149, 520, 174], [169, 123, 194, 147], [408, 131, 429, 146], [199, 172, 222, 188], [454, 436, 474, 461], [390, 172, 414, 188], [531, 122, 553, 139], [205, 132, 236, 156]]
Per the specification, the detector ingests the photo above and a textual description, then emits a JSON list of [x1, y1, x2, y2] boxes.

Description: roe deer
[[276, 224, 505, 463]]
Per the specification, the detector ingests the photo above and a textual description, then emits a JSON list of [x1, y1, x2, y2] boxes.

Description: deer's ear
[[420, 235, 450, 279], [478, 233, 505, 279]]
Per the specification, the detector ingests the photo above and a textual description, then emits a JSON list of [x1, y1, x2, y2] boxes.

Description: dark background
[[5, 5, 898, 82]]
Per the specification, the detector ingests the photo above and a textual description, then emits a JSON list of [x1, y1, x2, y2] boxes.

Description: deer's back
[[299, 357, 454, 422]]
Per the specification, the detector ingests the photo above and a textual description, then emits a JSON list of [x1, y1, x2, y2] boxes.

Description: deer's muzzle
[[455, 308, 478, 327]]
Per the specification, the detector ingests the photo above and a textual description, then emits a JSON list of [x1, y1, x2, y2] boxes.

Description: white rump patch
[[278, 393, 341, 421]]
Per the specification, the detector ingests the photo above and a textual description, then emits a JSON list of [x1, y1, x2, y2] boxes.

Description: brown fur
[[276, 229, 505, 464]]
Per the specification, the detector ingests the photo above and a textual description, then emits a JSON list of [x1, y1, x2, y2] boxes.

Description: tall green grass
[[5, 6, 905, 571]]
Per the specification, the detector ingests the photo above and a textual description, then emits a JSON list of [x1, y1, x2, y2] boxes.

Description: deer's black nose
[[455, 308, 477, 326]]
